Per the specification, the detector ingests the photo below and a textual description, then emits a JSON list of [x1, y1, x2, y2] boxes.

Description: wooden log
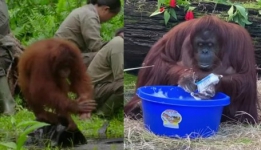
[[124, 0, 261, 75]]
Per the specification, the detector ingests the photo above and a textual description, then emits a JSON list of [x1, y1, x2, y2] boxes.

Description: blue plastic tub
[[137, 85, 230, 139]]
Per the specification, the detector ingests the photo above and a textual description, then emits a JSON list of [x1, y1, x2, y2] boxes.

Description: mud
[[75, 138, 123, 150]]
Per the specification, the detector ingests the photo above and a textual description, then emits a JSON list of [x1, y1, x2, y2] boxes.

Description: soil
[[24, 138, 123, 150], [75, 138, 123, 150]]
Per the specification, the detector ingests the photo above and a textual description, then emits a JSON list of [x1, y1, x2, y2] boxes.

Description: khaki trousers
[[93, 79, 123, 116]]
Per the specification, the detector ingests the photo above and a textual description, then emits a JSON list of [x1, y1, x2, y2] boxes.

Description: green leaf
[[259, 10, 261, 15], [17, 120, 45, 127], [258, 0, 261, 5], [159, 0, 166, 6], [216, 0, 230, 4], [16, 122, 49, 150], [38, 0, 49, 5], [244, 20, 252, 25], [150, 9, 164, 17], [169, 8, 177, 20], [233, 14, 239, 23], [163, 0, 169, 4], [164, 10, 171, 25], [239, 21, 245, 27], [188, 6, 196, 11], [227, 5, 234, 17], [234, 4, 247, 19], [10, 117, 16, 125], [233, 14, 245, 27], [241, 17, 252, 25], [237, 11, 252, 25], [0, 142, 17, 149], [157, 0, 162, 9], [227, 13, 234, 21]]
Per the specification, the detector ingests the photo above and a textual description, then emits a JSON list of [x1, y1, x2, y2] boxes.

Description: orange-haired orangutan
[[124, 15, 259, 124], [18, 38, 96, 131]]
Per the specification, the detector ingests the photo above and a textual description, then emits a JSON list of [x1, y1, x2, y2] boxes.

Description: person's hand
[[117, 32, 124, 38]]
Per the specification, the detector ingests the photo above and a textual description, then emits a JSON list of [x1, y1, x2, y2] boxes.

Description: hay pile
[[124, 118, 261, 150], [124, 81, 261, 150]]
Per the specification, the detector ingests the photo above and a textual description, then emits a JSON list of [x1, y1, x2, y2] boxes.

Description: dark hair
[[87, 0, 121, 13], [115, 28, 124, 36]]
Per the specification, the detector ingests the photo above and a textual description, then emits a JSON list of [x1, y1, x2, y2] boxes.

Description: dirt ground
[[75, 138, 123, 150], [124, 80, 261, 150]]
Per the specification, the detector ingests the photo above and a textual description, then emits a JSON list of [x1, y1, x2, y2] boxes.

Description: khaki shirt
[[0, 0, 10, 35], [54, 4, 105, 53], [87, 36, 123, 85]]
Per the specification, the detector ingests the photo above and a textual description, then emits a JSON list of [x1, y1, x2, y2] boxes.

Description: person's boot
[[0, 75, 16, 115], [96, 94, 123, 118]]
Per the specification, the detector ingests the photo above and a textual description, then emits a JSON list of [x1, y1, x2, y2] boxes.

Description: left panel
[[0, 0, 124, 149]]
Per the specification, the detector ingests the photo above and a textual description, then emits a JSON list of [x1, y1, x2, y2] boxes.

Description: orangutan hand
[[191, 83, 216, 100], [178, 68, 197, 93], [76, 95, 96, 120], [79, 113, 92, 120]]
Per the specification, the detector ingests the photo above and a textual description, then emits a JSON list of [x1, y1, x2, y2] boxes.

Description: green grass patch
[[124, 73, 137, 87], [236, 137, 253, 144], [0, 108, 123, 149]]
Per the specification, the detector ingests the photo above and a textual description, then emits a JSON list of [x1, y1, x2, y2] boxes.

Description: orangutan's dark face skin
[[193, 30, 220, 71], [59, 67, 71, 78]]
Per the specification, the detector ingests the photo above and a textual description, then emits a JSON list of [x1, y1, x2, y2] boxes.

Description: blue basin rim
[[137, 86, 230, 107]]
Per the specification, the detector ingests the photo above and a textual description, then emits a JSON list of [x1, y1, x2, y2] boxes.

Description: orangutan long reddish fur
[[124, 15, 259, 124], [18, 38, 93, 129]]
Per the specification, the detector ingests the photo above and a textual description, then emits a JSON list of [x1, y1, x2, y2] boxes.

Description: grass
[[124, 73, 137, 87], [124, 73, 137, 105], [0, 109, 123, 140], [0, 101, 124, 150], [124, 118, 261, 150]]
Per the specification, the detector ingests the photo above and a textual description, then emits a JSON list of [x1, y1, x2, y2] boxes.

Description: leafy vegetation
[[7, 0, 123, 45], [0, 0, 124, 149], [0, 109, 123, 150], [149, 0, 257, 27], [0, 119, 49, 150], [227, 3, 252, 27]]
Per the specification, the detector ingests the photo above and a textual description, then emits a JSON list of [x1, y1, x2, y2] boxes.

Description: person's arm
[[111, 41, 123, 81], [80, 16, 106, 52]]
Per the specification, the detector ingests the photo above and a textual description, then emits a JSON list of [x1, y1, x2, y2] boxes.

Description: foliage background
[[6, 0, 124, 46]]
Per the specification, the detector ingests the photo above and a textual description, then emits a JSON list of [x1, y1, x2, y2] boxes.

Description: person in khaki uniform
[[54, 0, 121, 66], [87, 28, 123, 117], [0, 0, 16, 115]]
